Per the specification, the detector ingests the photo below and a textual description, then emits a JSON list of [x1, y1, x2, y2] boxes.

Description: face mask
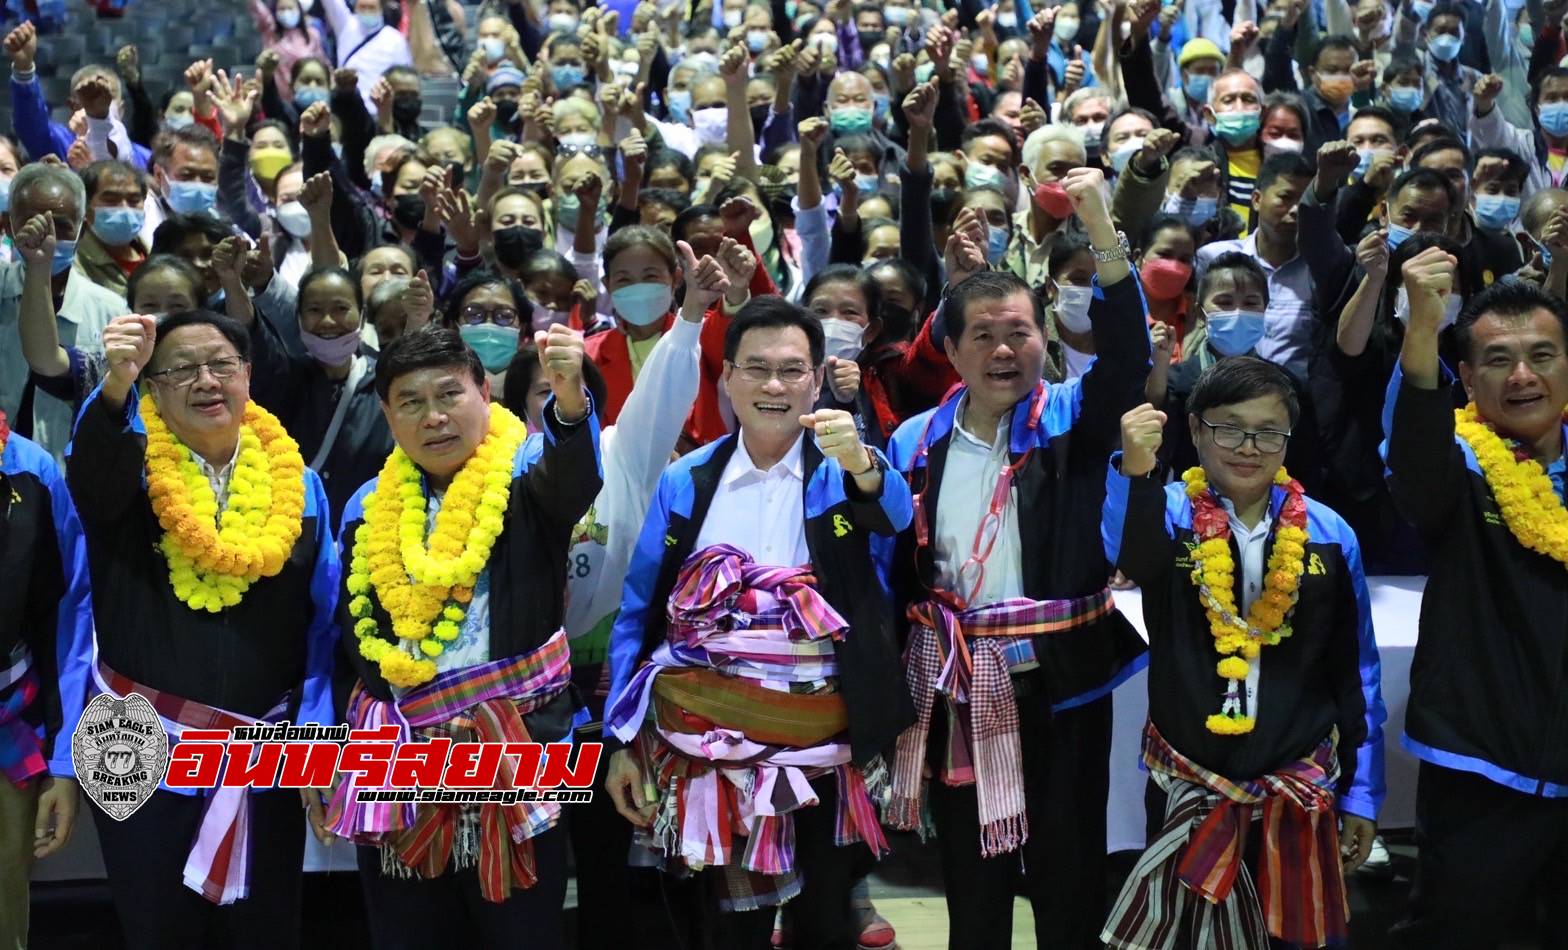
[[872, 92, 891, 124], [915, 62, 935, 84], [1034, 180, 1074, 218], [1474, 194, 1521, 231], [301, 325, 362, 365], [1204, 309, 1266, 357], [533, 306, 571, 332], [1389, 85, 1423, 113], [560, 131, 595, 148], [667, 88, 693, 123], [1183, 72, 1213, 102], [332, 141, 345, 160], [355, 10, 384, 32], [985, 224, 1009, 263], [693, 106, 728, 144], [1053, 282, 1093, 333], [166, 180, 218, 214], [1353, 148, 1376, 179], [275, 200, 312, 237], [1110, 139, 1143, 174], [1541, 102, 1568, 137], [1393, 285, 1461, 330], [812, 33, 839, 56], [1428, 32, 1462, 63], [294, 86, 329, 111], [249, 146, 294, 181], [277, 7, 301, 28], [1520, 25, 1535, 48], [47, 238, 77, 275], [971, 52, 989, 74], [1386, 221, 1415, 250], [966, 162, 1007, 191], [885, 5, 912, 25], [997, 11, 1017, 28], [854, 172, 880, 194], [1161, 192, 1218, 227], [551, 63, 587, 91], [1140, 257, 1193, 300], [750, 212, 775, 252], [1054, 17, 1079, 42], [393, 96, 423, 125], [460, 323, 522, 372], [165, 112, 195, 130], [493, 99, 519, 126], [746, 29, 770, 53], [1212, 109, 1261, 145], [611, 281, 673, 325], [547, 11, 578, 33], [1412, 0, 1434, 18], [722, 8, 743, 28], [557, 192, 605, 232], [1262, 136, 1305, 159], [91, 206, 144, 245], [1080, 120, 1105, 146], [1317, 75, 1355, 105], [820, 317, 865, 361], [829, 106, 873, 136], [392, 192, 427, 229], [0, 177, 8, 214], [493, 225, 543, 266]]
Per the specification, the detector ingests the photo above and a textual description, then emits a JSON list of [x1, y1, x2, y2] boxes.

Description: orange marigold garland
[[1453, 403, 1568, 566], [1182, 466, 1309, 735]]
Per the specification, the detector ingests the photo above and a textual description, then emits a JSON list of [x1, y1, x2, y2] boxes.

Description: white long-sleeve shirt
[[319, 0, 413, 111]]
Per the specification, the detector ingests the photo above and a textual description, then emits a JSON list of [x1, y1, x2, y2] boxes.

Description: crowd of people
[[2, 0, 1567, 946]]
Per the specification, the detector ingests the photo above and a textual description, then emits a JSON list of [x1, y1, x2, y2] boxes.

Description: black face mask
[[858, 30, 883, 54], [391, 193, 426, 230], [392, 96, 422, 125], [493, 99, 520, 127], [879, 302, 915, 344], [749, 103, 770, 136], [493, 225, 543, 267]]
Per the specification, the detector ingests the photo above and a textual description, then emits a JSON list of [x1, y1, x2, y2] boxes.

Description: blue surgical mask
[[355, 10, 384, 32], [51, 238, 79, 276], [1386, 221, 1415, 250], [1213, 110, 1261, 145], [965, 162, 1006, 190], [0, 177, 10, 214], [480, 36, 506, 63], [785, 0, 796, 16], [459, 323, 521, 373], [610, 281, 674, 326], [915, 62, 935, 83], [746, 29, 770, 53], [551, 63, 587, 91], [1427, 32, 1462, 63], [1412, 0, 1434, 19], [1541, 102, 1568, 137], [91, 206, 145, 245], [829, 106, 873, 135], [1388, 85, 1423, 113], [667, 88, 693, 123], [1354, 148, 1375, 178], [165, 112, 195, 131], [1110, 138, 1144, 174], [1161, 192, 1219, 227], [854, 172, 880, 194], [1474, 194, 1521, 231], [166, 180, 218, 215], [872, 92, 891, 124], [1520, 25, 1535, 48], [1183, 73, 1213, 103], [294, 86, 329, 111], [986, 224, 1010, 263], [277, 7, 301, 28], [556, 192, 604, 232], [1204, 309, 1266, 357]]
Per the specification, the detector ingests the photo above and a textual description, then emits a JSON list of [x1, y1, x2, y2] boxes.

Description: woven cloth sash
[[651, 668, 847, 748], [0, 648, 45, 786], [887, 591, 1112, 858], [94, 659, 288, 905], [1101, 720, 1347, 950], [325, 630, 575, 903]]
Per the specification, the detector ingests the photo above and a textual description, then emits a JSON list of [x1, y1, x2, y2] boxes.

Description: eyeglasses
[[555, 142, 604, 160], [146, 357, 245, 387], [1199, 418, 1290, 454], [733, 362, 816, 385], [460, 306, 520, 327]]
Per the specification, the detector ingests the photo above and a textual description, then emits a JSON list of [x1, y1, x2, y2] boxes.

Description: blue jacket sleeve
[[604, 469, 674, 743], [45, 458, 94, 777], [1338, 532, 1387, 821], [841, 447, 912, 536], [1102, 454, 1176, 588], [11, 74, 72, 162], [295, 472, 342, 727]]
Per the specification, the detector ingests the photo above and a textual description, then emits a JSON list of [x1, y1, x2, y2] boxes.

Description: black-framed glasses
[[1199, 418, 1290, 454], [555, 142, 604, 160], [460, 306, 520, 327], [733, 361, 816, 385], [146, 357, 245, 387]]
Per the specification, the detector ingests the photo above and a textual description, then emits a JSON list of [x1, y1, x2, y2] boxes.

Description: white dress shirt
[[933, 395, 1024, 607], [1218, 494, 1270, 719], [693, 431, 810, 568]]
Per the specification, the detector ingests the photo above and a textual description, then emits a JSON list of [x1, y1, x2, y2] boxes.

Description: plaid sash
[[1101, 720, 1348, 950], [94, 660, 288, 905], [887, 591, 1113, 857], [325, 630, 576, 903], [0, 648, 46, 786]]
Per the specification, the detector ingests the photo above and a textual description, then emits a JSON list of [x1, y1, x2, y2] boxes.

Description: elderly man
[[326, 324, 600, 950], [1384, 262, 1568, 949], [882, 167, 1150, 950], [0, 162, 128, 463], [1010, 123, 1090, 287], [65, 310, 338, 948]]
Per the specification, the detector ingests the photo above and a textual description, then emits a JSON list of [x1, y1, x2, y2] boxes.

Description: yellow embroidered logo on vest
[[832, 514, 853, 537], [664, 534, 677, 547], [1308, 553, 1325, 575]]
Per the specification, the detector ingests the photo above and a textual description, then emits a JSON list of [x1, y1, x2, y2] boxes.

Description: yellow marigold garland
[[1453, 403, 1568, 566], [1182, 466, 1309, 736], [348, 405, 528, 688], [142, 395, 305, 612]]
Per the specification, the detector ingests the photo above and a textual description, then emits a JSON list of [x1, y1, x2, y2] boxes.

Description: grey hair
[[1061, 87, 1119, 122], [11, 162, 87, 226], [367, 275, 412, 320], [1022, 123, 1087, 176]]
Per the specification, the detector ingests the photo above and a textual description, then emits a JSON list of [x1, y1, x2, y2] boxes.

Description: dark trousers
[[563, 734, 635, 950], [1393, 762, 1568, 950], [356, 824, 569, 950], [927, 692, 1112, 950], [690, 773, 868, 950], [94, 787, 305, 950]]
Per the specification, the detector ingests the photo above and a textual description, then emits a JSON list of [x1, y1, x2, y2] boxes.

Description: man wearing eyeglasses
[[1100, 358, 1385, 949], [61, 312, 340, 948], [881, 167, 1150, 950], [602, 294, 914, 949]]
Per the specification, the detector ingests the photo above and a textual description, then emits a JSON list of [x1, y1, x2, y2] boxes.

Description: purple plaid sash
[[0, 649, 45, 786]]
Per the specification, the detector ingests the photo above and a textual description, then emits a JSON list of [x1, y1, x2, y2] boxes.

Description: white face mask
[[1053, 283, 1094, 333], [692, 106, 728, 144], [274, 200, 312, 238], [820, 317, 865, 361], [1393, 285, 1462, 330]]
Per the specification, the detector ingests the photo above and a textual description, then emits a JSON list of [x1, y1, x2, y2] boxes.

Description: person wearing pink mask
[[1136, 215, 1200, 361]]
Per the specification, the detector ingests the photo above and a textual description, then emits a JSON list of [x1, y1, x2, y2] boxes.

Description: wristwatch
[[1092, 231, 1130, 264], [847, 446, 884, 477]]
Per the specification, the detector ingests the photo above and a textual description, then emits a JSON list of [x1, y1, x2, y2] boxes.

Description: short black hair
[[646, 147, 695, 185], [1390, 166, 1459, 208], [81, 159, 146, 200], [1410, 136, 1471, 173], [1261, 92, 1309, 142], [866, 258, 928, 325], [1310, 33, 1359, 69], [375, 326, 486, 402], [150, 310, 251, 370], [803, 264, 883, 325], [297, 265, 364, 312], [519, 249, 577, 285], [1256, 151, 1315, 193], [502, 343, 609, 423], [1383, 54, 1423, 85], [1198, 250, 1269, 305], [1532, 67, 1568, 109], [1102, 106, 1159, 154], [1349, 104, 1399, 138], [723, 296, 825, 365], [1140, 213, 1196, 255], [127, 254, 203, 309], [442, 268, 532, 329], [290, 55, 330, 85], [671, 203, 721, 245], [961, 119, 1021, 168], [1047, 232, 1095, 277], [1455, 276, 1568, 363], [1187, 355, 1300, 428], [944, 270, 1044, 341], [640, 187, 692, 215], [151, 212, 232, 252], [1474, 147, 1530, 187], [1427, 0, 1465, 27]]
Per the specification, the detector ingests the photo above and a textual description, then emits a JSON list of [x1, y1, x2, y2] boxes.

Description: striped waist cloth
[[0, 647, 44, 787]]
